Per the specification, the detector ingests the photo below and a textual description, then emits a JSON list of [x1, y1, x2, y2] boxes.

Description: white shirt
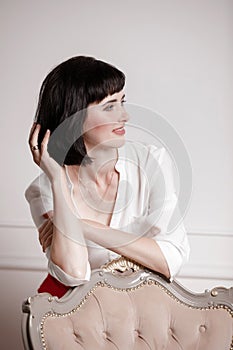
[[25, 141, 190, 286]]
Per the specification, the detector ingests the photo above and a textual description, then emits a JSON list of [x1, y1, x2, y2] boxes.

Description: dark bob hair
[[35, 56, 125, 165]]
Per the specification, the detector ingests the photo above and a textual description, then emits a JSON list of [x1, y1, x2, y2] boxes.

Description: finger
[[42, 236, 52, 252], [41, 231, 53, 250], [38, 215, 53, 235], [29, 124, 41, 149], [40, 129, 50, 153], [30, 126, 41, 165], [41, 226, 53, 251], [41, 224, 53, 240], [41, 230, 53, 250], [39, 221, 52, 245], [38, 218, 51, 234], [28, 122, 37, 143], [39, 221, 53, 243], [39, 221, 53, 239]]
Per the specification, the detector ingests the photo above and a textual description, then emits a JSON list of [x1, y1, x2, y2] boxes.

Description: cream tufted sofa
[[22, 257, 233, 350]]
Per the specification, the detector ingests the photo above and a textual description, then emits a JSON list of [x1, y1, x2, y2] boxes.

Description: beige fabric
[[43, 284, 233, 350]]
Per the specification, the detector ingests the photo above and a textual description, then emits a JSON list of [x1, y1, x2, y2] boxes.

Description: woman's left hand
[[39, 216, 53, 252]]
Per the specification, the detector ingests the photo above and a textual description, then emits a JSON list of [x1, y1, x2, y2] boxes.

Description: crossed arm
[[39, 209, 170, 279]]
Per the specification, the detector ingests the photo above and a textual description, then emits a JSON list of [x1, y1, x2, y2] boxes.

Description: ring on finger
[[31, 145, 39, 151]]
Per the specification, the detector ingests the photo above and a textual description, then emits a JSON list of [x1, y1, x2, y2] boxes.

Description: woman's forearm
[[82, 220, 170, 278], [50, 173, 88, 279]]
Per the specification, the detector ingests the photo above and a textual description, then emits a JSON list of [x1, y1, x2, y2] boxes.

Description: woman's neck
[[68, 146, 119, 188]]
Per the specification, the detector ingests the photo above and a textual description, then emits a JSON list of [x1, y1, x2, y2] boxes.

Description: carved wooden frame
[[21, 257, 233, 350]]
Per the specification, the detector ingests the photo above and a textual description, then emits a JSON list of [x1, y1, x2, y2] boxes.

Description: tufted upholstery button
[[199, 325, 207, 333], [102, 331, 108, 339], [134, 329, 140, 337]]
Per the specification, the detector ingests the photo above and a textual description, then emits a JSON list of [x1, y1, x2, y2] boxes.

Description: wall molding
[[0, 221, 233, 237], [0, 222, 232, 281], [186, 229, 233, 238], [0, 256, 47, 271], [178, 262, 233, 280], [0, 221, 35, 229]]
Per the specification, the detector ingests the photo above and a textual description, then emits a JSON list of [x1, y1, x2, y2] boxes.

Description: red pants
[[38, 274, 70, 298]]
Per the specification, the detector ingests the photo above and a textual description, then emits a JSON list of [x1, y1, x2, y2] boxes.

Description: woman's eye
[[103, 100, 127, 111], [104, 104, 114, 111]]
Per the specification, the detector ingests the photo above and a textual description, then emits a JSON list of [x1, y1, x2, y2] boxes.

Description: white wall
[[0, 0, 232, 348]]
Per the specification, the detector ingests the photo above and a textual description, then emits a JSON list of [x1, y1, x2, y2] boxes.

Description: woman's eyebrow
[[102, 94, 126, 106]]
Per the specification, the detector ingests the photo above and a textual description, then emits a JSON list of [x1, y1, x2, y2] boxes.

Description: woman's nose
[[119, 105, 130, 123]]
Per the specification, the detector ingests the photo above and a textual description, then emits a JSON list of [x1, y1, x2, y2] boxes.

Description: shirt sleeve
[[46, 247, 91, 287], [25, 172, 91, 287], [24, 172, 53, 228], [125, 145, 190, 279], [147, 145, 190, 279]]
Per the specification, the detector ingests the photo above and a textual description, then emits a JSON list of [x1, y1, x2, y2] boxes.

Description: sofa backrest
[[22, 257, 233, 350]]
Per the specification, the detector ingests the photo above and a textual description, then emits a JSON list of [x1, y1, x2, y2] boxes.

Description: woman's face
[[83, 90, 129, 150]]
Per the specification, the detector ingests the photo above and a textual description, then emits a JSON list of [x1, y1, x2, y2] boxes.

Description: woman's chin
[[105, 137, 126, 148], [86, 135, 126, 151]]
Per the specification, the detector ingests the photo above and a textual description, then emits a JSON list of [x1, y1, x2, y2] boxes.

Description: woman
[[25, 56, 190, 297]]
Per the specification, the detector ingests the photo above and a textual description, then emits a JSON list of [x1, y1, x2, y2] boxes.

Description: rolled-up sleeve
[[121, 145, 190, 279], [24, 172, 53, 228], [46, 248, 91, 287], [147, 146, 190, 278]]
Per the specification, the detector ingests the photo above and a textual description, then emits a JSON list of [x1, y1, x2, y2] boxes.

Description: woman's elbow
[[151, 259, 171, 279], [161, 263, 171, 279], [50, 251, 88, 280], [64, 265, 88, 280], [55, 260, 88, 280]]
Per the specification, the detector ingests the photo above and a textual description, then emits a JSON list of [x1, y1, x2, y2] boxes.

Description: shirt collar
[[114, 143, 125, 172]]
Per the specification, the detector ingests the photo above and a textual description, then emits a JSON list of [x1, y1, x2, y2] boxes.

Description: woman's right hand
[[28, 123, 65, 183]]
